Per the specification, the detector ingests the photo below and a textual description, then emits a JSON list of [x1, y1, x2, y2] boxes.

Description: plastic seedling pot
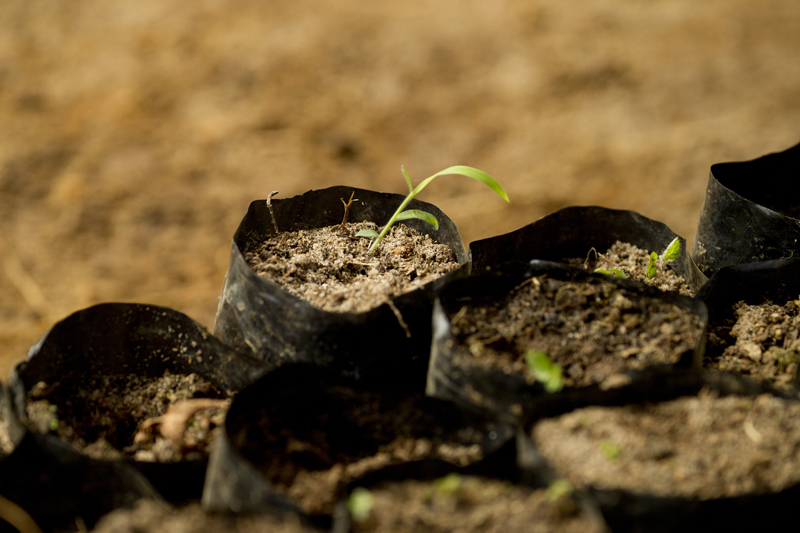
[[518, 368, 800, 533], [696, 256, 800, 389], [213, 186, 469, 393], [692, 141, 800, 275], [202, 363, 514, 522], [469, 205, 706, 294], [427, 261, 708, 421], [0, 381, 160, 532], [7, 303, 267, 505], [333, 457, 608, 533]]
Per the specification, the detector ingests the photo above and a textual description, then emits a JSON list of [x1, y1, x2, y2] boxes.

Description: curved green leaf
[[395, 209, 439, 230], [401, 166, 414, 194], [355, 229, 379, 238], [414, 165, 510, 202]]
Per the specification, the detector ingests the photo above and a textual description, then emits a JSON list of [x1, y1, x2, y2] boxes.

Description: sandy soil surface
[[2, 0, 799, 376]]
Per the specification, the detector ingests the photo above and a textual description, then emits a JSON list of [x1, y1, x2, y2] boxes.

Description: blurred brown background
[[1, 0, 799, 377]]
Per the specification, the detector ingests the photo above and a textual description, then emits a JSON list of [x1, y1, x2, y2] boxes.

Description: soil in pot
[[453, 273, 703, 390], [531, 388, 800, 499], [706, 297, 800, 391], [91, 500, 319, 533], [244, 221, 459, 313], [226, 366, 510, 517], [25, 372, 229, 461], [347, 474, 604, 533], [571, 241, 694, 296]]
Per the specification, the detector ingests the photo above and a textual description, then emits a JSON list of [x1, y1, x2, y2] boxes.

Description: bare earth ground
[[2, 0, 800, 376]]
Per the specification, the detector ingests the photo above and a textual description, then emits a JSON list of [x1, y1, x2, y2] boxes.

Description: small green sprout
[[48, 404, 59, 431], [647, 237, 680, 279], [525, 350, 564, 393], [434, 473, 462, 496], [347, 487, 375, 523], [546, 479, 574, 502], [600, 440, 621, 460], [594, 268, 628, 279], [356, 165, 508, 253]]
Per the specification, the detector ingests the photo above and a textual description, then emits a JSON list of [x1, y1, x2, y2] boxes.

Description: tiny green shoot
[[347, 487, 375, 523], [647, 237, 680, 280], [525, 350, 564, 393], [435, 473, 462, 496], [546, 479, 574, 502], [594, 268, 627, 279], [49, 418, 58, 431], [356, 165, 508, 253], [600, 440, 621, 460]]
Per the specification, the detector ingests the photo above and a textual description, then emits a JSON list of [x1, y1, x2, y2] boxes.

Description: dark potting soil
[[25, 373, 228, 461], [232, 388, 489, 516], [91, 500, 316, 533], [706, 298, 800, 390], [349, 475, 604, 533], [452, 275, 702, 389], [532, 390, 800, 499], [567, 241, 693, 296], [244, 222, 459, 313]]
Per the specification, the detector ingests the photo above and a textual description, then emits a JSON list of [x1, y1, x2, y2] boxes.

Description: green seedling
[[647, 237, 680, 279], [600, 440, 621, 460], [347, 487, 375, 523], [525, 350, 564, 393], [434, 473, 462, 496], [356, 165, 508, 253], [48, 404, 59, 431], [546, 479, 574, 502], [594, 268, 628, 279]]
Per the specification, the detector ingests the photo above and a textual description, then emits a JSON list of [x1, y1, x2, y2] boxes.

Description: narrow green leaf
[[647, 251, 658, 279], [661, 237, 680, 263], [395, 209, 439, 230], [347, 488, 375, 523], [401, 166, 414, 194], [355, 229, 379, 238], [413, 165, 510, 202], [525, 350, 564, 393], [594, 268, 628, 279]]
